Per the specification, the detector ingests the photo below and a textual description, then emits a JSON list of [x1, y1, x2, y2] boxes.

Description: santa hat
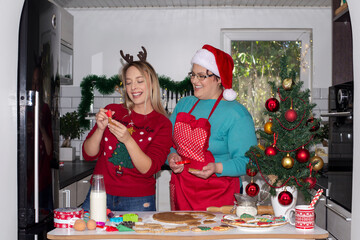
[[191, 44, 237, 101]]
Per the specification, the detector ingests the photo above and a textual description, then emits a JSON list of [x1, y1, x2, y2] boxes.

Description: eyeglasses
[[188, 72, 215, 81]]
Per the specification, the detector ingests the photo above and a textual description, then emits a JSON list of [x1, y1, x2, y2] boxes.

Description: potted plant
[[60, 111, 84, 161]]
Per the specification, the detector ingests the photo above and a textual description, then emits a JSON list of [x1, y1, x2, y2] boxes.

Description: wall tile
[[321, 88, 329, 99], [60, 97, 72, 108], [72, 97, 81, 108], [312, 88, 321, 99], [60, 86, 81, 97]]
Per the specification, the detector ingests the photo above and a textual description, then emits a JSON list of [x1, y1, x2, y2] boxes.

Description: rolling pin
[[206, 205, 234, 214], [257, 205, 274, 215]]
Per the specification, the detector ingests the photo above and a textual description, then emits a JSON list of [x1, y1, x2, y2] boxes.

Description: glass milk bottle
[[90, 174, 107, 223]]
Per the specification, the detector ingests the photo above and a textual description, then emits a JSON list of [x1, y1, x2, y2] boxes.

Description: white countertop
[[47, 211, 329, 240]]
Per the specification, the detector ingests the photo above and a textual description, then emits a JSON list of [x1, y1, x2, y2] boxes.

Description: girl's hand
[[107, 119, 131, 144], [189, 162, 216, 179], [168, 153, 184, 174], [95, 108, 110, 131]]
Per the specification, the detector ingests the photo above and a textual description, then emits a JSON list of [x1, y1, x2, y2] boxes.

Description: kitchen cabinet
[[59, 175, 91, 208], [155, 170, 171, 211], [326, 199, 351, 240], [332, 0, 353, 85]]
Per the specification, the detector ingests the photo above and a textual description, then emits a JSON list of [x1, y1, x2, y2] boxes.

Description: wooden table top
[[47, 211, 329, 240]]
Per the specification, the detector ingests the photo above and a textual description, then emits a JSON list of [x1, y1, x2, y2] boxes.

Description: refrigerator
[[18, 0, 61, 239]]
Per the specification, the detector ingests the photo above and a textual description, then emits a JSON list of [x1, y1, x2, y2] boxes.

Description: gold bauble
[[310, 155, 324, 171], [282, 153, 294, 169], [258, 144, 266, 151], [282, 78, 293, 90], [264, 121, 273, 134]]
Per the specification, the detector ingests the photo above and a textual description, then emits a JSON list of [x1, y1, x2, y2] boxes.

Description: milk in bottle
[[90, 174, 107, 223]]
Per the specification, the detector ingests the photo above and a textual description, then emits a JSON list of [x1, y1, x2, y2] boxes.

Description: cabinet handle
[[62, 189, 71, 208], [82, 180, 89, 184], [325, 204, 351, 222]]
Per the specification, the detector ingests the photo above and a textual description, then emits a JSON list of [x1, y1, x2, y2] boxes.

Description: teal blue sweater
[[169, 96, 257, 177]]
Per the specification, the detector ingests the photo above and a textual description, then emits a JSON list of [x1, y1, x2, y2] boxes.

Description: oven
[[321, 81, 353, 213]]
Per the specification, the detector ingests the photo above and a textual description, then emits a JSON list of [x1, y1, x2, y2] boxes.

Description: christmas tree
[[245, 56, 324, 203], [108, 142, 134, 169]]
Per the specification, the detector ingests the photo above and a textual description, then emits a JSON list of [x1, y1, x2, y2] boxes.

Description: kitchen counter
[[59, 159, 96, 189], [47, 212, 328, 240]]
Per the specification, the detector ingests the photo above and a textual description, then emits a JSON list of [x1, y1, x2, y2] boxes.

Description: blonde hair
[[120, 61, 167, 117]]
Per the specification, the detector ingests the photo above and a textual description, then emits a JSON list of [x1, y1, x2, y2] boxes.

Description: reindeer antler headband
[[120, 46, 147, 63]]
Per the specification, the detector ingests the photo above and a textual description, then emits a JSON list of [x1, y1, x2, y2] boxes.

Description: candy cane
[[309, 189, 323, 208]]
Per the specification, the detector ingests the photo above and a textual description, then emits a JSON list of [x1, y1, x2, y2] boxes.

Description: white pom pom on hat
[[191, 44, 237, 101]]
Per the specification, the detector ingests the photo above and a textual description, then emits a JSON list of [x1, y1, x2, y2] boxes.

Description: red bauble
[[306, 118, 320, 132], [246, 168, 258, 177], [265, 98, 280, 112], [304, 177, 317, 189], [278, 191, 293, 206], [285, 109, 298, 122], [245, 182, 260, 197], [296, 148, 310, 163], [265, 145, 277, 156]]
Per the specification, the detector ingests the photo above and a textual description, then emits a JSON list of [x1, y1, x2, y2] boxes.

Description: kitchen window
[[221, 29, 312, 128]]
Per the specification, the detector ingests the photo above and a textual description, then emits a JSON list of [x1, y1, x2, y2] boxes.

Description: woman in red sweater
[[82, 49, 172, 211]]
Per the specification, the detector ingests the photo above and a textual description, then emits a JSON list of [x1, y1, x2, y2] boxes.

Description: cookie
[[134, 229, 150, 233], [212, 226, 230, 231], [176, 226, 190, 232], [152, 212, 215, 224], [203, 220, 216, 224], [188, 168, 200, 172]]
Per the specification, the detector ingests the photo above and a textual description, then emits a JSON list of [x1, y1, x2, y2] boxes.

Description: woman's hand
[[108, 119, 132, 144], [168, 153, 184, 174], [95, 108, 111, 131], [189, 162, 218, 179]]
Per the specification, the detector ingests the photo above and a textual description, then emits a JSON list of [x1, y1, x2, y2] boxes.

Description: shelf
[[334, 2, 349, 21]]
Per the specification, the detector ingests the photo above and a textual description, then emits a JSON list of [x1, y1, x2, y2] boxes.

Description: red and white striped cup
[[286, 205, 315, 230]]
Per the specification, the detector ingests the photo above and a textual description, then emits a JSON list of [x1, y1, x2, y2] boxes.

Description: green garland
[[78, 74, 193, 129]]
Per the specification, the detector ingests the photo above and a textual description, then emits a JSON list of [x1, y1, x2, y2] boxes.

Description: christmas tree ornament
[[310, 155, 324, 171], [258, 143, 266, 151], [265, 145, 277, 156], [285, 108, 297, 122], [282, 78, 293, 90], [265, 98, 280, 112], [278, 190, 293, 206], [245, 181, 260, 197], [304, 177, 317, 189], [264, 119, 273, 134], [306, 118, 320, 132], [296, 148, 310, 163], [281, 153, 294, 169], [246, 167, 258, 177], [285, 99, 297, 122]]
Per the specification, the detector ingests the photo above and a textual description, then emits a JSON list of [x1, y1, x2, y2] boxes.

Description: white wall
[[0, 0, 24, 239], [68, 7, 332, 90]]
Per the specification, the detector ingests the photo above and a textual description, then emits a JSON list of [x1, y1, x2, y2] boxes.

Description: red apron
[[170, 94, 240, 211]]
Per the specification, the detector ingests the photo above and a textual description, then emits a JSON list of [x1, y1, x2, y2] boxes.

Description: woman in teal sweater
[[168, 44, 257, 211]]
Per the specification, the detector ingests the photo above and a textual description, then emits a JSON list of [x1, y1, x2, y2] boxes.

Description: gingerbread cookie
[[152, 211, 215, 224]]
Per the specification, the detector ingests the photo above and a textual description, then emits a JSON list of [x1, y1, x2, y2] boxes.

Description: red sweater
[[82, 104, 172, 197]]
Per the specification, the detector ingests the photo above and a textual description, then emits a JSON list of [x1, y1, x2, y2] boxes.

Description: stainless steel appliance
[[321, 81, 353, 213], [18, 0, 61, 239]]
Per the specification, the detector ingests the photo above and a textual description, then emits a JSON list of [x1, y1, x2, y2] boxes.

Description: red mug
[[286, 205, 315, 230]]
